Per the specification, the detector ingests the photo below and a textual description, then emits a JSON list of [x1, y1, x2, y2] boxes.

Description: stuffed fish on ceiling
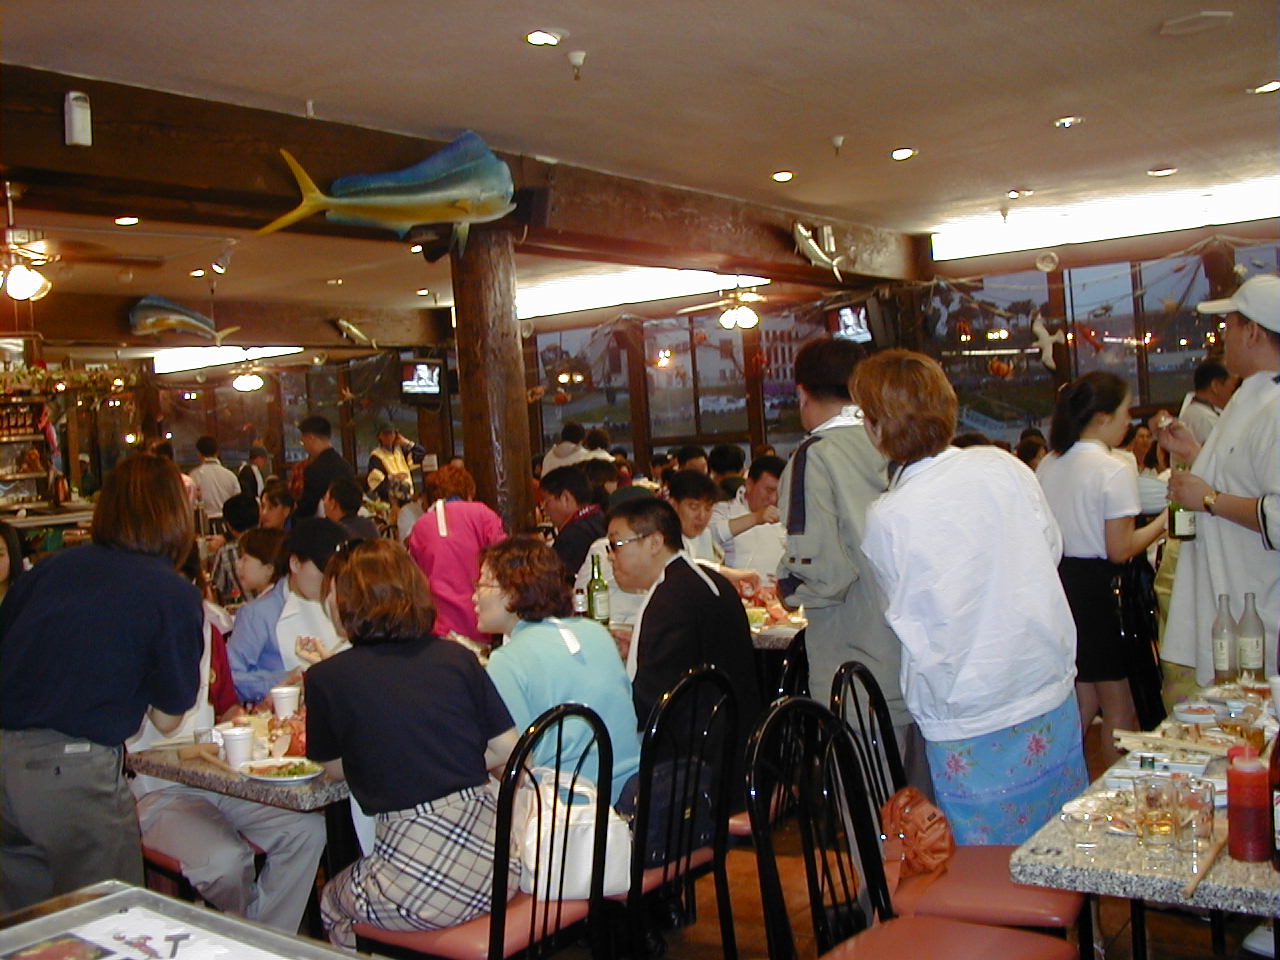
[[257, 131, 515, 255]]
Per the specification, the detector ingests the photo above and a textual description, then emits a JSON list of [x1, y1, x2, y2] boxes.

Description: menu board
[[1, 906, 298, 960]]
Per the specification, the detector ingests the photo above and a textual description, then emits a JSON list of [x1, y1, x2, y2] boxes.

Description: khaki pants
[[1, 728, 143, 912]]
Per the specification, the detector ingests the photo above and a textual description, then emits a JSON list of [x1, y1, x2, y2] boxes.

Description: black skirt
[[1058, 556, 1125, 683]]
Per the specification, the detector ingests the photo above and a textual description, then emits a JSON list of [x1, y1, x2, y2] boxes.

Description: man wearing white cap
[[1155, 274, 1280, 693]]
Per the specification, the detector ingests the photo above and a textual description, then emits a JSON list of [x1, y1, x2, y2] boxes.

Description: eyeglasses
[[475, 580, 501, 591], [605, 533, 647, 553]]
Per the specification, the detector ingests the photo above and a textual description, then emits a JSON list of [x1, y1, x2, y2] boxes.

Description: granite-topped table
[[1010, 760, 1279, 958], [127, 747, 360, 876]]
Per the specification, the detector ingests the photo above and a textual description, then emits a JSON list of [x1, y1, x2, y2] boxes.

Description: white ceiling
[[2, 0, 1277, 317]]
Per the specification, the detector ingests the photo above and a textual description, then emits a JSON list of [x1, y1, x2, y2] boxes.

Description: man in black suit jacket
[[296, 416, 355, 519], [607, 498, 762, 744]]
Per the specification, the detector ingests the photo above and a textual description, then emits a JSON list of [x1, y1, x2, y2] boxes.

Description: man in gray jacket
[[777, 336, 932, 795]]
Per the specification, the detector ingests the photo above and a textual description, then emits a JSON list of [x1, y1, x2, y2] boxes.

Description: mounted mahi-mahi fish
[[130, 295, 240, 344], [257, 131, 515, 256]]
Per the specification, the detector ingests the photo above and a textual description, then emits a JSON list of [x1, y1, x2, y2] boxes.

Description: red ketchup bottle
[[1227, 756, 1271, 862], [1270, 737, 1280, 871]]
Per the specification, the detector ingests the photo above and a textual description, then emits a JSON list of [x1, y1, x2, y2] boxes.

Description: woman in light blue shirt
[[477, 535, 641, 804]]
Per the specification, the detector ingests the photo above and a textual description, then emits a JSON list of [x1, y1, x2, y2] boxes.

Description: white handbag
[[514, 767, 632, 899]]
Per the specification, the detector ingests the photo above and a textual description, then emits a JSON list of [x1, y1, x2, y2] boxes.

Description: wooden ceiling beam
[[2, 65, 918, 282]]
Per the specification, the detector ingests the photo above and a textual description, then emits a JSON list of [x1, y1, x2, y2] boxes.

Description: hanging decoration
[[257, 131, 515, 258]]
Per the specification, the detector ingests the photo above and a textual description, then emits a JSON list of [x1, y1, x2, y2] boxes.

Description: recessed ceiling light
[[189, 268, 206, 278], [1054, 116, 1084, 129], [409, 243, 423, 254], [890, 147, 917, 161], [1147, 165, 1178, 177], [771, 170, 794, 182], [326, 278, 344, 285], [113, 216, 139, 226], [416, 288, 431, 296], [1247, 80, 1279, 94], [1007, 188, 1035, 199], [526, 29, 562, 46]]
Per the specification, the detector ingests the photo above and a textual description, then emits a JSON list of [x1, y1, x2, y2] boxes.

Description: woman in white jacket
[[851, 350, 1087, 844]]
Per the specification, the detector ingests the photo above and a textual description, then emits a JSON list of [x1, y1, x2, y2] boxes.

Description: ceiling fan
[[675, 284, 771, 328]]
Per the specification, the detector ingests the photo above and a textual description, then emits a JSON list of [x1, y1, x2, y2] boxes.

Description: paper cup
[[222, 727, 255, 769], [270, 685, 301, 719]]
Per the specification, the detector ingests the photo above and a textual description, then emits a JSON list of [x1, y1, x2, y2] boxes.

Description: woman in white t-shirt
[[1037, 372, 1166, 764]]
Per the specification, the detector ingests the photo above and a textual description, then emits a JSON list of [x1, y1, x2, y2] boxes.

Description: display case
[[0, 394, 51, 509]]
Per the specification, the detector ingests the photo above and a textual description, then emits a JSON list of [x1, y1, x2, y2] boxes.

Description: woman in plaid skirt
[[305, 539, 520, 949]]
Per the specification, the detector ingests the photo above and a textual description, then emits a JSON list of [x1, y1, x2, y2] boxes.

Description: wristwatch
[[1202, 490, 1218, 515]]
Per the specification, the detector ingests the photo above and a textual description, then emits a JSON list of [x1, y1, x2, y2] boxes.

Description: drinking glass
[[1174, 777, 1214, 854], [1133, 776, 1176, 855], [1060, 808, 1109, 851]]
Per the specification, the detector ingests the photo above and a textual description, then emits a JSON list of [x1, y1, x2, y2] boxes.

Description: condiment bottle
[[1211, 594, 1237, 684], [572, 587, 588, 616], [1226, 756, 1271, 862], [1270, 735, 1280, 871]]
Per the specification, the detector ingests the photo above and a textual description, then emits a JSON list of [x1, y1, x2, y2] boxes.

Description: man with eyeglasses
[[1154, 273, 1280, 695], [604, 498, 761, 747]]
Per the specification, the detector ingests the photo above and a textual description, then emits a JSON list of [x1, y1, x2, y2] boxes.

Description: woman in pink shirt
[[405, 465, 505, 643]]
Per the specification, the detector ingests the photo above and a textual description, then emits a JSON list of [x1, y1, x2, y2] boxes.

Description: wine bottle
[[587, 554, 610, 624], [1211, 594, 1236, 684], [1236, 592, 1264, 683]]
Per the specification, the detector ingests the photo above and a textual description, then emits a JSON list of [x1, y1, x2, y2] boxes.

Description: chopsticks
[[1113, 730, 1231, 757], [1181, 829, 1229, 898], [177, 741, 240, 774]]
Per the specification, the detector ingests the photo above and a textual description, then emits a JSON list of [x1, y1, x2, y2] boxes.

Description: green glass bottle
[[587, 554, 611, 624]]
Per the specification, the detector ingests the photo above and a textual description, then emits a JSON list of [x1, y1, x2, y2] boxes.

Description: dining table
[[126, 745, 361, 880], [1009, 753, 1279, 959]]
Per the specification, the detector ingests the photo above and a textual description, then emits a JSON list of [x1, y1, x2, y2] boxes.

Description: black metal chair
[[746, 696, 1077, 960], [776, 627, 809, 700], [829, 662, 1088, 956], [618, 665, 738, 960], [354, 702, 615, 960], [733, 628, 808, 840]]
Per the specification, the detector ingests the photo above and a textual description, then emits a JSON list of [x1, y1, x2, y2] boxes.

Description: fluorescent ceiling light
[[152, 345, 303, 374], [930, 174, 1280, 261], [515, 268, 769, 320]]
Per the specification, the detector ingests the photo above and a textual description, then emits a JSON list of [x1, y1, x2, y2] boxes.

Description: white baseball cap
[[1196, 274, 1280, 333]]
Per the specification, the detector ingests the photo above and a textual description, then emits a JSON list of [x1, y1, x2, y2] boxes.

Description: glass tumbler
[[1134, 776, 1176, 855], [1174, 777, 1214, 854]]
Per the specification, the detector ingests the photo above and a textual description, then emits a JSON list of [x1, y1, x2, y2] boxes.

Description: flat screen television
[[401, 358, 444, 407]]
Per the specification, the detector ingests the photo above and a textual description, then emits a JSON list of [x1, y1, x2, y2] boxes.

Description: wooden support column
[[451, 230, 534, 531]]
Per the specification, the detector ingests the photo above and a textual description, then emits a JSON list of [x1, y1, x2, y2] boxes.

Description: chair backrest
[[630, 666, 737, 885], [746, 697, 896, 960], [491, 702, 614, 960], [775, 627, 809, 699], [828, 660, 905, 815]]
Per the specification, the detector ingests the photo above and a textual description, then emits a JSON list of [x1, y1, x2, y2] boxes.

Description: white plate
[[239, 757, 323, 783]]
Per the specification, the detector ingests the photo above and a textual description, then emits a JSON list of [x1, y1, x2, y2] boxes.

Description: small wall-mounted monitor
[[834, 305, 873, 343], [401, 358, 444, 407]]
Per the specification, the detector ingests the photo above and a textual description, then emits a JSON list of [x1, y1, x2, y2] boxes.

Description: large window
[[761, 307, 827, 456], [644, 316, 747, 449], [926, 270, 1057, 443], [279, 368, 340, 468], [1136, 256, 1211, 408], [536, 327, 632, 456]]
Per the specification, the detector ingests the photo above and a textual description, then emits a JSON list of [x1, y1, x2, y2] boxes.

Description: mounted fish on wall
[[257, 131, 515, 257], [129, 295, 240, 344]]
